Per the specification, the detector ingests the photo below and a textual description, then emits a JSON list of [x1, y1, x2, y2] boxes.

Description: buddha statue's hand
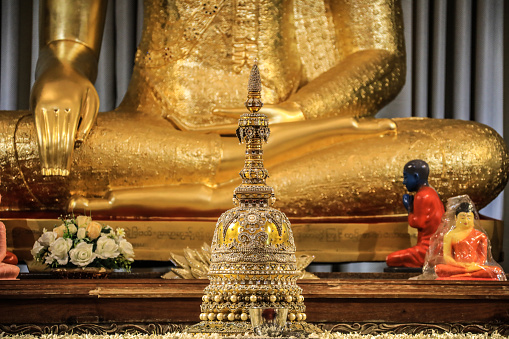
[[214, 102, 304, 123], [185, 102, 305, 134], [464, 262, 483, 272], [31, 41, 99, 176]]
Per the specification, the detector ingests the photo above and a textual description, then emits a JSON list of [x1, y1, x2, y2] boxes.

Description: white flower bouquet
[[31, 215, 134, 271]]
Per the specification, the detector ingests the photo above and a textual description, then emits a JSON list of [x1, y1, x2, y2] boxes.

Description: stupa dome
[[211, 206, 297, 281]]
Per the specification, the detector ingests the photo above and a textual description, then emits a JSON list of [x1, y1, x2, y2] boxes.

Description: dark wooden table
[[1, 273, 508, 335]]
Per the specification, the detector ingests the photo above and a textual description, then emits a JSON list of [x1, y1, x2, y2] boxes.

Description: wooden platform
[[1, 273, 508, 335]]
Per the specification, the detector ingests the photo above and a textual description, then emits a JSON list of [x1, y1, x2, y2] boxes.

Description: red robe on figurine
[[435, 228, 504, 279], [0, 188, 20, 280], [0, 222, 20, 279], [386, 186, 444, 267]]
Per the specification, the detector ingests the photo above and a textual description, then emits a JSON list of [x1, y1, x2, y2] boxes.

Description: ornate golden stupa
[[186, 63, 320, 334]]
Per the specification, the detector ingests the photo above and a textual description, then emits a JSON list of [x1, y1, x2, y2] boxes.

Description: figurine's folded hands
[[464, 262, 484, 272], [402, 194, 414, 212]]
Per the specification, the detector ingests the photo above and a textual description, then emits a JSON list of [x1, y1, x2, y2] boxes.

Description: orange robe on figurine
[[0, 188, 20, 280], [0, 223, 20, 280], [434, 202, 505, 280], [386, 160, 444, 268]]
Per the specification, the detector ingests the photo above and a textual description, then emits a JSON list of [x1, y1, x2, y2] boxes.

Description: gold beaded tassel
[[186, 62, 320, 334]]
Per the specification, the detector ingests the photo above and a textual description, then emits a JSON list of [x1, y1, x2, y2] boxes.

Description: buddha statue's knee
[[273, 117, 508, 217], [393, 118, 508, 211]]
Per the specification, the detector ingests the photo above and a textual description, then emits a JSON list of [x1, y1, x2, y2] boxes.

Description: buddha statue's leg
[[385, 246, 427, 268], [436, 266, 504, 280], [1, 110, 399, 214], [435, 264, 467, 277], [217, 116, 398, 182], [268, 118, 508, 217], [1, 109, 507, 216], [469, 266, 505, 279], [0, 111, 52, 210], [0, 263, 19, 280], [68, 117, 508, 218], [68, 116, 398, 216]]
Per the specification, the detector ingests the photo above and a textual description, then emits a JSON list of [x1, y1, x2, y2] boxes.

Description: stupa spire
[[234, 61, 273, 209]]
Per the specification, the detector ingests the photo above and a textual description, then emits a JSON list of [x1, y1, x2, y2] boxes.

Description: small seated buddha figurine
[[0, 0, 507, 218], [0, 223, 20, 280], [386, 160, 444, 268], [0, 192, 20, 279], [434, 201, 505, 280]]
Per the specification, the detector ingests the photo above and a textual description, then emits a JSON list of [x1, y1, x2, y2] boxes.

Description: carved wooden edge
[[0, 323, 189, 335], [325, 322, 509, 335], [1, 322, 508, 336]]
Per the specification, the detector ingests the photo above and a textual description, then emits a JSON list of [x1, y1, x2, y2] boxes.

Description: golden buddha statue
[[0, 0, 507, 218]]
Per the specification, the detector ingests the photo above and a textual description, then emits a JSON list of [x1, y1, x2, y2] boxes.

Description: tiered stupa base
[[186, 266, 321, 334]]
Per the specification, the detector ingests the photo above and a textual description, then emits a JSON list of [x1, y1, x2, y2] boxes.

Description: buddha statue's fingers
[[33, 106, 81, 176], [31, 38, 102, 175], [169, 103, 305, 135], [75, 87, 100, 146], [68, 195, 112, 214], [165, 114, 238, 135], [352, 117, 397, 134]]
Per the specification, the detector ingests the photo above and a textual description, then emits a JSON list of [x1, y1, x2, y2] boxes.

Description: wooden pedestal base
[[1, 273, 508, 335]]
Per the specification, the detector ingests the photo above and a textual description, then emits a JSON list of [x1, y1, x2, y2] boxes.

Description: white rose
[[31, 241, 45, 257], [39, 231, 58, 247], [118, 239, 135, 261], [69, 242, 96, 267], [76, 216, 92, 228], [48, 237, 73, 265], [67, 223, 78, 234], [53, 224, 66, 238], [86, 221, 103, 240], [95, 236, 119, 259], [77, 228, 87, 240]]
